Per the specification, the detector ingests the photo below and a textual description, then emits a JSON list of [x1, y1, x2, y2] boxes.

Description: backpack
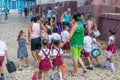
[[40, 30, 49, 41]]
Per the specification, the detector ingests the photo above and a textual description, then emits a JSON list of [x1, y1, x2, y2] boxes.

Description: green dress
[[70, 22, 84, 47]]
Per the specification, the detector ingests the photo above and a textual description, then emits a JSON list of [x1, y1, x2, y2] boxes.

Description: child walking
[[0, 40, 9, 80], [50, 40, 63, 80], [104, 28, 116, 71], [51, 27, 61, 41], [91, 33, 103, 68], [17, 31, 29, 70], [38, 39, 53, 80], [61, 25, 70, 55], [47, 29, 52, 49], [82, 29, 93, 70]]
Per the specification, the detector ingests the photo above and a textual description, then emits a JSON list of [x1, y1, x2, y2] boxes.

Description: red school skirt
[[39, 59, 52, 71], [52, 56, 63, 66], [62, 42, 70, 50]]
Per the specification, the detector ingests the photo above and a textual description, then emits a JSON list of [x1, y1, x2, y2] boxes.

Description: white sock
[[90, 64, 93, 67], [110, 63, 115, 70], [51, 70, 54, 78], [59, 71, 63, 80], [105, 61, 110, 67]]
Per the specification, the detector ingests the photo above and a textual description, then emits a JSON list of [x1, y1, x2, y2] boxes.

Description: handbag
[[91, 49, 101, 58], [93, 30, 101, 37], [6, 60, 16, 73], [40, 30, 49, 40], [104, 50, 112, 58]]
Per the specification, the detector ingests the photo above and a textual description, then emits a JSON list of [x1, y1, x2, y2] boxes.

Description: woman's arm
[[87, 21, 91, 34], [93, 20, 97, 31], [61, 11, 66, 23], [40, 21, 47, 32], [28, 24, 32, 41]]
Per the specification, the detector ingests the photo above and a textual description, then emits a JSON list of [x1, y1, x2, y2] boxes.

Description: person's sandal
[[18, 68, 23, 71], [25, 65, 29, 68], [83, 70, 87, 73]]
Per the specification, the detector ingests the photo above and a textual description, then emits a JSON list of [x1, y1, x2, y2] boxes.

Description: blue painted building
[[0, 0, 36, 10]]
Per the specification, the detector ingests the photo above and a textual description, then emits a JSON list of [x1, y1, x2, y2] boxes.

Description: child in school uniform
[[50, 40, 63, 80], [47, 29, 52, 49], [51, 27, 61, 41], [17, 31, 30, 70], [104, 28, 116, 71], [0, 40, 9, 79], [91, 33, 103, 68], [82, 29, 93, 70], [61, 25, 70, 55], [38, 39, 53, 80]]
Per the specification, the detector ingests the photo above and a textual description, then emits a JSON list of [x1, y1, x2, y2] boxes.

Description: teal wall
[[0, 0, 35, 10]]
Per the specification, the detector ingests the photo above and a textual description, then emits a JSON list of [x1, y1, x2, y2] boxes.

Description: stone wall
[[99, 13, 120, 48]]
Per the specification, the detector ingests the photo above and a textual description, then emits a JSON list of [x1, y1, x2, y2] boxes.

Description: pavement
[[0, 12, 120, 80]]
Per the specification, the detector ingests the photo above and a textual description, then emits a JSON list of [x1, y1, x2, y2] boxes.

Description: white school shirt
[[51, 33, 61, 40], [61, 30, 69, 41], [53, 48, 63, 56], [39, 48, 53, 60], [83, 36, 92, 52], [48, 35, 52, 43], [107, 35, 115, 45], [0, 40, 7, 56]]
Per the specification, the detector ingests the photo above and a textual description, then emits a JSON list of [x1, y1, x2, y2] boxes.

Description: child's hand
[[101, 46, 106, 50], [26, 41, 31, 45]]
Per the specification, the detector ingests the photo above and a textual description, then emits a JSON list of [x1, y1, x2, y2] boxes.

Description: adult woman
[[61, 8, 71, 27], [28, 16, 47, 67], [79, 13, 87, 28], [61, 12, 87, 76], [87, 14, 97, 34]]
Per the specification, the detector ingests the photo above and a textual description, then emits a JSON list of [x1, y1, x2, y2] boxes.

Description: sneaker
[[87, 67, 93, 70], [95, 64, 102, 68], [104, 65, 109, 70], [109, 68, 115, 72], [49, 76, 54, 80], [1, 75, 4, 80]]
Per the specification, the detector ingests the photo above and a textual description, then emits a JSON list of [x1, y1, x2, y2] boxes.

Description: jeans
[[5, 14, 8, 20]]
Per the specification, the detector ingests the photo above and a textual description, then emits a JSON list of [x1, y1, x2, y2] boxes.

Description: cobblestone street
[[0, 12, 120, 80]]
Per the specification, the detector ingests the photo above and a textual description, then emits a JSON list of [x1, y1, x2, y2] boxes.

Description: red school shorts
[[81, 49, 90, 57], [0, 56, 4, 66]]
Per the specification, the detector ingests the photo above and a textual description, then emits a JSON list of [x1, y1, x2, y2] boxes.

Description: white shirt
[[53, 48, 63, 56], [61, 30, 69, 41], [0, 40, 7, 56], [51, 33, 61, 40], [83, 36, 92, 52], [48, 35, 52, 43], [107, 35, 115, 45], [39, 48, 53, 60]]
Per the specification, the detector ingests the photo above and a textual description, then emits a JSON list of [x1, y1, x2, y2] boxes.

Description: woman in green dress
[[61, 12, 87, 76]]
